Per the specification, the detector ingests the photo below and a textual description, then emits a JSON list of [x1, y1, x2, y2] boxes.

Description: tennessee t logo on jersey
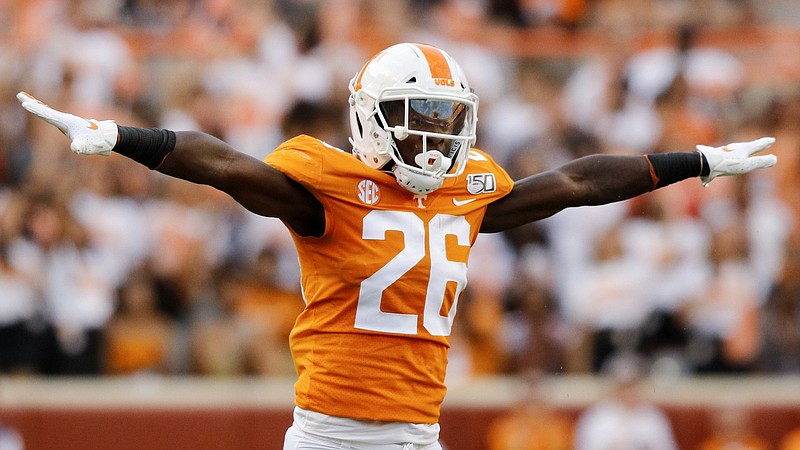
[[467, 173, 496, 194]]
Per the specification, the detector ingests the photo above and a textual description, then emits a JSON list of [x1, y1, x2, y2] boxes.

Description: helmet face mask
[[379, 98, 469, 169], [348, 43, 479, 195]]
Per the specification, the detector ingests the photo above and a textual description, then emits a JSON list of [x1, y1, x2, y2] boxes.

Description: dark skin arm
[[157, 131, 326, 237], [480, 154, 654, 233]]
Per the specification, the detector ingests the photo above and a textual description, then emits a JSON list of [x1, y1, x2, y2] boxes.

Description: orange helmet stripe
[[415, 43, 452, 81], [354, 44, 454, 92]]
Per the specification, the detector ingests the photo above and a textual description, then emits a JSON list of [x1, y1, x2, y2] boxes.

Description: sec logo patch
[[357, 179, 380, 205]]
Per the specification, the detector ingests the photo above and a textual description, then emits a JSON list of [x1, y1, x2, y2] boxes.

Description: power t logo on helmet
[[348, 43, 479, 195]]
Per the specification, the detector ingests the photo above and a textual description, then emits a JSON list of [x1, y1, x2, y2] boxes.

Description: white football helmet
[[348, 43, 479, 195]]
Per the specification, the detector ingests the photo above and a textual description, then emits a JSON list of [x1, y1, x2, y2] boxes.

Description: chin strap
[[392, 150, 451, 195], [393, 165, 444, 195]]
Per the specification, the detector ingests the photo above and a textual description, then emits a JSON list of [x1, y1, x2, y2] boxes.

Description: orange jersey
[[264, 135, 513, 424]]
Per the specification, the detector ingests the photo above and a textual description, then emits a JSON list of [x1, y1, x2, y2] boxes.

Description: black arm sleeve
[[644, 152, 709, 189], [113, 126, 177, 169]]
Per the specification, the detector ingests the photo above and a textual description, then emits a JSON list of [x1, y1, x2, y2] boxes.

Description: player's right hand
[[16, 91, 118, 156], [696, 137, 777, 186]]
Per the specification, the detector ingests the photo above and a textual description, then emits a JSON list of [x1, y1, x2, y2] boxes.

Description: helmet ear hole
[[355, 115, 363, 136]]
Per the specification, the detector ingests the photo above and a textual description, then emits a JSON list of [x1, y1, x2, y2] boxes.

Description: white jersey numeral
[[354, 211, 470, 336]]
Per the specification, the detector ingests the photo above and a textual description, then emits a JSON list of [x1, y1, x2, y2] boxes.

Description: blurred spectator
[[0, 87, 31, 188], [189, 265, 265, 376], [69, 158, 151, 286], [451, 287, 508, 376], [501, 275, 568, 374], [574, 355, 679, 450], [481, 60, 560, 166], [0, 422, 23, 450], [227, 247, 304, 376], [759, 249, 800, 372], [762, 91, 800, 251], [486, 372, 574, 450], [0, 190, 43, 374], [562, 223, 653, 372], [625, 24, 744, 106], [562, 47, 662, 155], [25, 193, 118, 375], [487, 0, 590, 28], [187, 247, 305, 377], [103, 268, 178, 375], [280, 99, 349, 151], [29, 0, 134, 110], [781, 426, 800, 450], [459, 232, 517, 375], [144, 179, 233, 320], [696, 406, 768, 450], [684, 216, 763, 373], [622, 189, 707, 372]]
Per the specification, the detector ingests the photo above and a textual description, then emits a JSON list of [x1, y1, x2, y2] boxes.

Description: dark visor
[[409, 99, 464, 121]]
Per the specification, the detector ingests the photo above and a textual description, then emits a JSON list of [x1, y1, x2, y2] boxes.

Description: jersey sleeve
[[466, 147, 514, 199], [263, 135, 326, 191]]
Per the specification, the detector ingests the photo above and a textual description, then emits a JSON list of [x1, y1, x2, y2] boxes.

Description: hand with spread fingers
[[16, 91, 118, 156], [696, 137, 777, 186]]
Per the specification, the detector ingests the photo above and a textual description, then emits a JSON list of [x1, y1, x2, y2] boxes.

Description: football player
[[18, 42, 776, 450]]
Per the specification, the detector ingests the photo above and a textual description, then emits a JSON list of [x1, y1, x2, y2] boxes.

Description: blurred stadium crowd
[[1, 0, 800, 380]]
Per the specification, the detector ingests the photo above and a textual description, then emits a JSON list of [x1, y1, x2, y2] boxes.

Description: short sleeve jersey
[[264, 135, 514, 424]]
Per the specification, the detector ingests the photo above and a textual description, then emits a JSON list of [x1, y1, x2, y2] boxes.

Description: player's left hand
[[696, 137, 777, 186], [16, 91, 118, 156]]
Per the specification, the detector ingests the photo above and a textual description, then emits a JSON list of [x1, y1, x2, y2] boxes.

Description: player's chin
[[394, 140, 422, 162]]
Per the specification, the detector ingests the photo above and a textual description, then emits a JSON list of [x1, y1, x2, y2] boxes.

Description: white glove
[[17, 91, 118, 156], [696, 137, 777, 186]]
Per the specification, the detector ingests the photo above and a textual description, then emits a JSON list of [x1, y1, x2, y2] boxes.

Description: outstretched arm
[[17, 92, 325, 237], [158, 131, 324, 237], [481, 139, 776, 233], [481, 154, 653, 232]]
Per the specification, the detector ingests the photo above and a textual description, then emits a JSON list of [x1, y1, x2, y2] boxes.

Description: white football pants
[[283, 424, 444, 450]]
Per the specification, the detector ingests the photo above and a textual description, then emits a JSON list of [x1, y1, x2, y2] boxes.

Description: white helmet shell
[[348, 43, 479, 195]]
